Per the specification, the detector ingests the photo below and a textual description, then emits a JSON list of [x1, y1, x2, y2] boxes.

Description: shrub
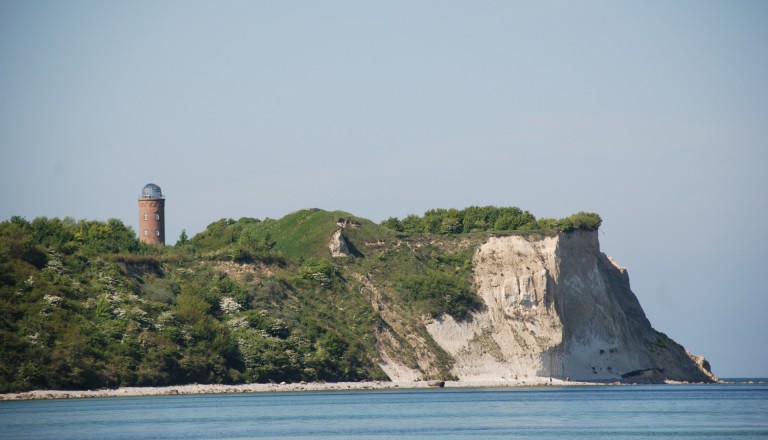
[[381, 207, 600, 234], [558, 212, 602, 232], [401, 273, 480, 321], [298, 258, 337, 288]]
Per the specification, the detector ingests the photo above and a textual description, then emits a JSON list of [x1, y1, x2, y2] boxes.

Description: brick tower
[[138, 183, 165, 245]]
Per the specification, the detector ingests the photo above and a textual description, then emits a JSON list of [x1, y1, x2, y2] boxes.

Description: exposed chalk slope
[[424, 230, 715, 383]]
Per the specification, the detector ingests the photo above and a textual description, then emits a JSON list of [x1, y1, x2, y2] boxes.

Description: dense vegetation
[[380, 206, 601, 234], [0, 214, 385, 392], [0, 207, 601, 392]]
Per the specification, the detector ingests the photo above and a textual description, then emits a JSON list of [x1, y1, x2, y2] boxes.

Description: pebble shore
[[0, 378, 585, 401]]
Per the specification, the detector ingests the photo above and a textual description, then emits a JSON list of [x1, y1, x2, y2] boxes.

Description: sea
[[1, 381, 767, 439]]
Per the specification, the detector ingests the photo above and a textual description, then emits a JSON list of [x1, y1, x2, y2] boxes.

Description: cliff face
[[1, 212, 714, 393], [422, 230, 715, 383]]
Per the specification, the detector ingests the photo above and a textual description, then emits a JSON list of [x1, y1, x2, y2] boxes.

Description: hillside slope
[[0, 209, 714, 392]]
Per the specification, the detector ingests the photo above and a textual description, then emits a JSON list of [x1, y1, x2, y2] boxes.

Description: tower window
[[155, 213, 160, 221], [143, 213, 148, 221], [156, 230, 161, 237], [144, 229, 148, 236]]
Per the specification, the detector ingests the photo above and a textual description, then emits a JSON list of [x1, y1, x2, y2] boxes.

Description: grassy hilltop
[[0, 208, 600, 392]]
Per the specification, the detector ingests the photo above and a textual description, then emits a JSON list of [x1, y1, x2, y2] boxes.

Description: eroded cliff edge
[[420, 230, 716, 383]]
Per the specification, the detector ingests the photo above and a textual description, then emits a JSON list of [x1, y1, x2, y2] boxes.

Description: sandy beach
[[0, 378, 589, 401]]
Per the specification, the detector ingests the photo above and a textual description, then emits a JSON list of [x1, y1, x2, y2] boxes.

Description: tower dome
[[141, 183, 164, 199]]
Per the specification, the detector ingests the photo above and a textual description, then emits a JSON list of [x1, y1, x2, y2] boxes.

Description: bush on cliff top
[[380, 207, 601, 234]]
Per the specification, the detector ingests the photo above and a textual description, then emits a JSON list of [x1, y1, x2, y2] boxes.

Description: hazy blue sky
[[1, 1, 766, 377]]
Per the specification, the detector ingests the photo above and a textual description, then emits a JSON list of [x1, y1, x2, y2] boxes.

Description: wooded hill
[[0, 208, 600, 392]]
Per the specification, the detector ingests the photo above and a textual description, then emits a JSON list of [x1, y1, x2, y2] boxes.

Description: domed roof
[[141, 183, 164, 199]]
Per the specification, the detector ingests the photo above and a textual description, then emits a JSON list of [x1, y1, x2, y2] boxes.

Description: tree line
[[380, 206, 601, 234]]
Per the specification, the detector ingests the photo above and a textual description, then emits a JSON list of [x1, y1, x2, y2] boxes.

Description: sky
[[1, 0, 766, 377]]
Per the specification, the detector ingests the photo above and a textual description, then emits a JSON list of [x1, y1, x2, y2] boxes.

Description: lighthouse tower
[[138, 183, 165, 245]]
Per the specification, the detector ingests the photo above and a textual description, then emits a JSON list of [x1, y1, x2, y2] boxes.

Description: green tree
[[175, 293, 211, 324], [380, 217, 404, 232], [176, 229, 189, 246], [558, 212, 602, 232], [400, 214, 423, 233]]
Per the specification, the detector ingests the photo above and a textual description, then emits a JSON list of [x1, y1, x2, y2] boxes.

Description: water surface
[[2, 383, 767, 439]]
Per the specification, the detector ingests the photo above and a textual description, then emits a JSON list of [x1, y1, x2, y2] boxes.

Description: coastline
[[0, 377, 591, 401]]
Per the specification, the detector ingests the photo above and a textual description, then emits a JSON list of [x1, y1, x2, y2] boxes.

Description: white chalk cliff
[[421, 230, 715, 383], [328, 229, 351, 257]]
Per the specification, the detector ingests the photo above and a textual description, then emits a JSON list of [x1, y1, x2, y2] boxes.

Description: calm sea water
[[1, 383, 767, 439]]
